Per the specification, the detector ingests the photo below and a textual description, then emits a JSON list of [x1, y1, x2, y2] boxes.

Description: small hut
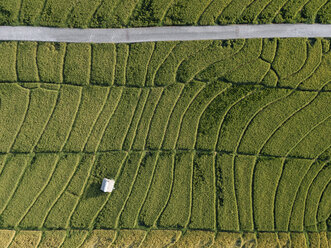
[[100, 178, 115, 193]]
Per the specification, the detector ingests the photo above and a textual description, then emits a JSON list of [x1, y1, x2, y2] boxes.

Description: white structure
[[100, 178, 115, 193]]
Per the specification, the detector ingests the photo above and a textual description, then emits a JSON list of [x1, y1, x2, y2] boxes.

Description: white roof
[[100, 178, 115, 193]]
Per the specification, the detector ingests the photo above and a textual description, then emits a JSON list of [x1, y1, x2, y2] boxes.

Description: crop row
[[0, 0, 329, 28], [0, 229, 330, 248], [0, 151, 329, 232], [0, 38, 330, 90], [0, 81, 330, 159]]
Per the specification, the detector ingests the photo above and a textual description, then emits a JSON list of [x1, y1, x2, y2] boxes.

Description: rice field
[[0, 0, 329, 28], [0, 0, 330, 237], [0, 38, 330, 242], [1, 229, 330, 247]]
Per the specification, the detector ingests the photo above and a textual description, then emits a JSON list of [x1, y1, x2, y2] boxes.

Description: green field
[[1, 229, 330, 247], [0, 0, 330, 27], [0, 35, 330, 247]]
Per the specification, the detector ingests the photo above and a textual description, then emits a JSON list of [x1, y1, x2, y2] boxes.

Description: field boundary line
[[83, 88, 123, 153], [130, 89, 154, 150], [154, 152, 175, 227], [1, 81, 330, 93], [303, 164, 331, 229], [32, 86, 62, 152], [191, 39, 247, 84], [120, 89, 145, 150], [292, 0, 311, 21], [197, 0, 216, 25], [272, 114, 330, 230], [162, 82, 206, 150], [123, 89, 150, 151], [287, 145, 330, 231], [250, 81, 329, 230], [87, 152, 129, 228], [91, 87, 125, 153], [0, 24, 330, 43], [7, 89, 31, 153], [0, 155, 32, 215], [316, 181, 331, 227], [115, 152, 145, 229], [135, 152, 160, 227], [0, 149, 328, 162], [81, 87, 111, 152], [151, 42, 179, 86], [214, 89, 256, 150], [190, 85, 231, 149], [16, 154, 60, 227], [65, 156, 98, 229], [60, 87, 83, 152], [214, 0, 234, 24], [38, 154, 82, 228]]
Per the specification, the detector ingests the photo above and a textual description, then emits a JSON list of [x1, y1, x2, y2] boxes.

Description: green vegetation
[[0, 0, 329, 27], [9, 231, 42, 248], [61, 230, 88, 248], [138, 152, 174, 227], [0, 230, 329, 247], [0, 42, 17, 82], [36, 42, 66, 83], [91, 44, 116, 86], [158, 152, 193, 228], [0, 38, 329, 91], [189, 153, 216, 230], [0, 37, 329, 246], [64, 43, 91, 86], [37, 230, 66, 248], [80, 230, 115, 247], [0, 230, 15, 248]]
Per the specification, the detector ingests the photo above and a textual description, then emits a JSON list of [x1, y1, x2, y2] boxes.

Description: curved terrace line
[[0, 24, 330, 43]]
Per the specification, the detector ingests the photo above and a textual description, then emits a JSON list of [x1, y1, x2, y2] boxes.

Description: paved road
[[0, 24, 330, 43]]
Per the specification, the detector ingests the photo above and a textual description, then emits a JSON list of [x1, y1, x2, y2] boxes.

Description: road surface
[[0, 24, 330, 43]]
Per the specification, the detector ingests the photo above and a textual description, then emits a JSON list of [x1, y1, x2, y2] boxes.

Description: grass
[[138, 152, 174, 227], [0, 42, 17, 82], [37, 230, 66, 248], [158, 151, 193, 228], [9, 230, 42, 248], [17, 42, 39, 82], [1, 154, 59, 228], [64, 43, 91, 86], [189, 152, 216, 230], [18, 154, 81, 229], [0, 230, 15, 247], [118, 152, 159, 228], [1, 0, 330, 27], [0, 38, 329, 91], [80, 229, 115, 247], [91, 44, 116, 86], [1, 230, 329, 247], [61, 230, 88, 248], [0, 37, 329, 246], [36, 42, 66, 83]]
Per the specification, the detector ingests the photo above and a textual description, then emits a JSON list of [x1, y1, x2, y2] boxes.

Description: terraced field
[[0, 37, 330, 246], [0, 0, 330, 28]]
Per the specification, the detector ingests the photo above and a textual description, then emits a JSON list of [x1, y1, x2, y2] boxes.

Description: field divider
[[1, 81, 330, 93], [0, 24, 330, 43], [287, 145, 330, 231], [0, 149, 328, 162]]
